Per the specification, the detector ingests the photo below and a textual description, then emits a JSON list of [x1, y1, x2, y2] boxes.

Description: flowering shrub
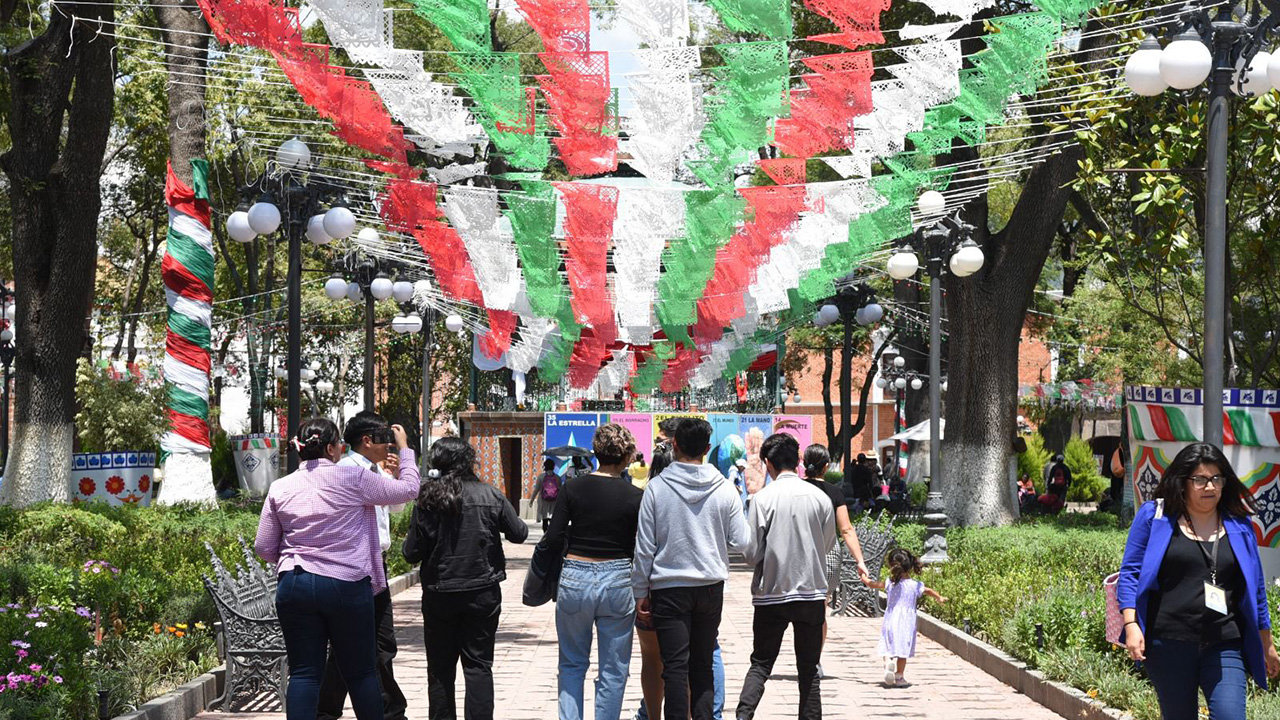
[[0, 604, 93, 719]]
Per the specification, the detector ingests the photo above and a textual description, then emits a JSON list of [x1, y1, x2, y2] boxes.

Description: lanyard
[[1188, 515, 1222, 586]]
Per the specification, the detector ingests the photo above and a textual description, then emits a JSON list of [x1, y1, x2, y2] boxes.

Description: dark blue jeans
[[1143, 637, 1247, 720], [276, 569, 382, 720]]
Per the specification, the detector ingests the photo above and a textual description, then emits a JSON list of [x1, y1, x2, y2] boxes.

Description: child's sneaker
[[895, 674, 911, 687], [884, 660, 896, 686]]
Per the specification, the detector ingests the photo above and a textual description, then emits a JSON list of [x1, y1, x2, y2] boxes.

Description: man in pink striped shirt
[[255, 417, 420, 720]]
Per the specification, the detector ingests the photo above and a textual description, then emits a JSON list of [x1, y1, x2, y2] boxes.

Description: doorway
[[498, 437, 523, 508]]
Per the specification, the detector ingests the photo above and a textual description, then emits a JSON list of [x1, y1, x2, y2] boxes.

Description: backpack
[[540, 472, 560, 501]]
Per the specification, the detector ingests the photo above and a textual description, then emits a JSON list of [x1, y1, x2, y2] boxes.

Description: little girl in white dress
[[865, 547, 947, 686]]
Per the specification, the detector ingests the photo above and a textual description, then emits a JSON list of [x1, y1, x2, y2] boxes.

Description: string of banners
[[194, 0, 1106, 392]]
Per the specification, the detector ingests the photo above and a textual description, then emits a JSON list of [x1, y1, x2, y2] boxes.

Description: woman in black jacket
[[403, 437, 528, 720]]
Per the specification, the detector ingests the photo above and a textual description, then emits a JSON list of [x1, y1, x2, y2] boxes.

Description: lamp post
[[1123, 4, 1279, 445], [887, 203, 984, 564], [875, 354, 940, 484], [813, 280, 884, 490], [227, 137, 355, 471], [0, 281, 15, 470], [325, 243, 411, 413]]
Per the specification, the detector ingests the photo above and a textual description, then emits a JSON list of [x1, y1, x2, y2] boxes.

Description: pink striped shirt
[[254, 449, 420, 595]]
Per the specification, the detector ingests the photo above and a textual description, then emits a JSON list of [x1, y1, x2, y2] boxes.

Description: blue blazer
[[1118, 500, 1273, 688]]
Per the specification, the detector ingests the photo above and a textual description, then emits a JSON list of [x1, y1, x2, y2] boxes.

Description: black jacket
[[402, 480, 529, 592]]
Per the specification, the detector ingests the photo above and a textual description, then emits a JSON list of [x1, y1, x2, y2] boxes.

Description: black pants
[[736, 600, 825, 720], [423, 584, 502, 720], [651, 582, 724, 720], [317, 588, 407, 720]]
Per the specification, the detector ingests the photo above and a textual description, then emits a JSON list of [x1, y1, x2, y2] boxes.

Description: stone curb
[[915, 609, 1133, 720], [111, 567, 422, 720]]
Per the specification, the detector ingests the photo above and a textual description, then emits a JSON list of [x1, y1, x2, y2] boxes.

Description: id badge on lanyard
[[1195, 518, 1228, 615]]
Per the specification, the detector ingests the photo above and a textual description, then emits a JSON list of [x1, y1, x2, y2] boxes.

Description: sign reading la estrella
[[546, 414, 599, 427]]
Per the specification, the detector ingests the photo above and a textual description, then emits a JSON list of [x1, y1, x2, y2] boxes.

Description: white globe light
[[812, 311, 824, 326], [1270, 50, 1280, 94], [0, 328, 12, 343], [309, 359, 322, 371], [887, 247, 920, 280], [276, 137, 311, 170], [1017, 414, 1026, 424], [391, 315, 412, 334], [950, 242, 986, 278], [893, 355, 906, 369], [1159, 31, 1212, 90], [404, 313, 423, 333], [356, 227, 381, 244], [917, 190, 946, 216], [274, 366, 288, 380], [316, 380, 335, 393], [300, 367, 316, 382], [942, 380, 949, 392], [855, 307, 868, 325], [370, 274, 394, 301], [346, 281, 363, 302], [874, 376, 887, 389], [324, 275, 348, 300], [911, 377, 923, 391], [323, 206, 357, 240], [818, 304, 840, 326], [226, 211, 257, 243], [247, 200, 281, 235], [306, 215, 332, 245], [792, 392, 801, 403], [1233, 51, 1272, 97], [392, 280, 414, 304], [894, 377, 907, 390], [861, 303, 884, 324], [1125, 35, 1168, 96], [444, 314, 465, 333]]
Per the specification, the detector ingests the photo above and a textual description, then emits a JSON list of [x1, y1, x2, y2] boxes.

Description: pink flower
[[91, 566, 102, 574], [16, 650, 28, 659], [52, 675, 62, 683], [28, 664, 40, 672]]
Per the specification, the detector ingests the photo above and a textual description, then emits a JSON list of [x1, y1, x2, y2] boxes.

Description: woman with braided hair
[[255, 416, 421, 720]]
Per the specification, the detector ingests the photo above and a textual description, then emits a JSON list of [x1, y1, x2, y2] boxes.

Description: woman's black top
[[803, 477, 846, 513], [403, 480, 529, 592], [1147, 522, 1245, 644], [542, 472, 644, 560]]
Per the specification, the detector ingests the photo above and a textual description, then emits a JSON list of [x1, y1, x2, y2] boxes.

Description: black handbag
[[522, 538, 565, 607]]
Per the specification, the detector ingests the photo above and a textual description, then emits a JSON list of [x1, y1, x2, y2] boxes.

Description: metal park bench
[[826, 513, 898, 617], [202, 539, 287, 712]]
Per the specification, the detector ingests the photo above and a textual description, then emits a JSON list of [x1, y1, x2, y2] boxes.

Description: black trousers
[[422, 584, 502, 720], [735, 600, 825, 720], [317, 587, 408, 720], [651, 582, 724, 720]]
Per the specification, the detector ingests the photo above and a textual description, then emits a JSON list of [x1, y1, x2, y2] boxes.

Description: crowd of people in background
[[253, 412, 947, 720]]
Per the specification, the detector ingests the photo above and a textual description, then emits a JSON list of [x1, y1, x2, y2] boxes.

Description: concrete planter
[[69, 452, 157, 506], [229, 434, 281, 496]]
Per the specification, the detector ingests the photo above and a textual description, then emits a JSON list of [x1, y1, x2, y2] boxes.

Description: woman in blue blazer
[[1118, 443, 1279, 719]]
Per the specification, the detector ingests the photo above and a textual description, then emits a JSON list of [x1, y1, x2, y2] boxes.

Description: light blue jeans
[[557, 558, 636, 720]]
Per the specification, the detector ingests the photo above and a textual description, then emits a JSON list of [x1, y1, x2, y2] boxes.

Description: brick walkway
[[197, 532, 1063, 720]]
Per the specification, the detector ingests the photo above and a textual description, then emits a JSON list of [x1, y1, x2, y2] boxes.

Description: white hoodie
[[631, 460, 751, 599]]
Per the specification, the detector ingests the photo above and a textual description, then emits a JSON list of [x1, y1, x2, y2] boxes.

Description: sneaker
[[895, 674, 911, 687], [884, 668, 896, 686]]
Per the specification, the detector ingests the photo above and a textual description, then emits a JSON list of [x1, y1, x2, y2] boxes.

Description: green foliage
[[210, 430, 238, 492], [1018, 434, 1052, 494], [74, 359, 167, 454], [1064, 437, 1106, 502], [823, 470, 843, 485], [906, 481, 929, 508]]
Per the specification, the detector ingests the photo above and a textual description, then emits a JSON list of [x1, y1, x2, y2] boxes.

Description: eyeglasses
[[1188, 474, 1226, 489]]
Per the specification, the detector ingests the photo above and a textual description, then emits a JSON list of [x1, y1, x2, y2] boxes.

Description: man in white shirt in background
[[317, 411, 409, 720]]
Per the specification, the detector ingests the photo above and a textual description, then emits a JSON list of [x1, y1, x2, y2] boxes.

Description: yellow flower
[[1087, 689, 1098, 699], [194, 622, 206, 631], [175, 623, 188, 630]]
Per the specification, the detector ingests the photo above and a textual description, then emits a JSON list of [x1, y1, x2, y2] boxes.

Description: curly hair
[[419, 437, 479, 515], [886, 547, 923, 583], [593, 423, 637, 466]]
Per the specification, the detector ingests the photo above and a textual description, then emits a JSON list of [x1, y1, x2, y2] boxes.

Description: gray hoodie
[[631, 460, 751, 598]]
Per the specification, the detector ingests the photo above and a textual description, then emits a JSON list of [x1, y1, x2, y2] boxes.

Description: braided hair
[[297, 417, 340, 461]]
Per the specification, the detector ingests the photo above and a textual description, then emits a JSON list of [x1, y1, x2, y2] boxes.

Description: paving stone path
[[197, 530, 1063, 719]]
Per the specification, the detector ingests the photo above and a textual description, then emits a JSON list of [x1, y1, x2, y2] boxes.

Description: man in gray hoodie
[[735, 433, 835, 720], [632, 417, 750, 720]]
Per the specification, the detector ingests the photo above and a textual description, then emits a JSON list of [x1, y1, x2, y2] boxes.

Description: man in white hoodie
[[632, 418, 750, 720], [735, 433, 835, 720]]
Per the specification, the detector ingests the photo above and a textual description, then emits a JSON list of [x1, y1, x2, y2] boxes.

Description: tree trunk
[[126, 225, 164, 364], [0, 2, 117, 506], [943, 143, 1086, 526], [820, 346, 839, 462], [154, 0, 214, 505]]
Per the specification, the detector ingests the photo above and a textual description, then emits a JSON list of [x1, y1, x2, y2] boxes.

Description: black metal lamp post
[[1122, 1, 1280, 446], [813, 279, 884, 491], [887, 203, 984, 563], [225, 137, 356, 472], [0, 281, 15, 471]]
